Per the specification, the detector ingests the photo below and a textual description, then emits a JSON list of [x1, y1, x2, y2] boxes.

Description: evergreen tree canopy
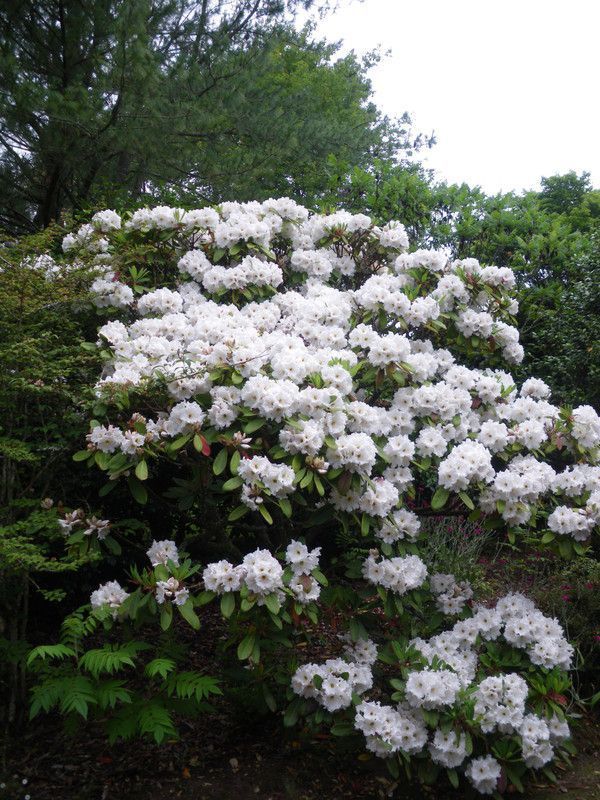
[[0, 0, 424, 232]]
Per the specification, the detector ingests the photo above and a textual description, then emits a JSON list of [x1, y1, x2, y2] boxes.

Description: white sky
[[306, 0, 600, 194]]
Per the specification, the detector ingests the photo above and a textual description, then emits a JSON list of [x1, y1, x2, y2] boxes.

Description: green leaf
[[177, 600, 200, 630], [98, 481, 117, 497], [263, 594, 280, 615], [458, 491, 475, 510], [222, 476, 243, 491], [262, 683, 277, 712], [447, 769, 459, 789], [196, 590, 216, 606], [360, 513, 370, 536], [541, 531, 555, 544], [160, 603, 173, 631], [145, 658, 176, 680], [230, 450, 241, 474], [212, 447, 228, 475], [127, 476, 148, 505], [220, 593, 235, 618], [193, 433, 207, 454], [135, 460, 148, 481], [237, 634, 256, 660], [243, 418, 266, 433], [73, 449, 91, 462], [171, 433, 192, 451], [138, 702, 177, 744], [283, 702, 299, 727], [228, 504, 249, 521], [431, 487, 450, 510], [278, 497, 292, 518], [312, 568, 328, 586], [258, 504, 273, 524], [27, 643, 75, 666], [558, 539, 573, 559], [331, 722, 354, 736], [104, 536, 121, 555]]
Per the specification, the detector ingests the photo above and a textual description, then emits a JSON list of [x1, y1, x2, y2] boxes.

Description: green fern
[[166, 670, 221, 703], [79, 641, 151, 678], [59, 606, 100, 650], [95, 679, 132, 710], [137, 701, 178, 744], [58, 675, 97, 718], [30, 677, 65, 718], [105, 703, 139, 744], [145, 657, 176, 680], [26, 643, 75, 666], [30, 675, 97, 719]]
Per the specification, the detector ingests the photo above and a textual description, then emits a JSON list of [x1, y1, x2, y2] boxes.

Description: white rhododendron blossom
[[155, 577, 189, 606], [90, 581, 129, 616], [362, 552, 428, 595], [202, 542, 322, 605], [354, 700, 428, 756], [465, 755, 502, 795], [61, 199, 599, 794], [292, 637, 377, 712], [147, 539, 180, 567]]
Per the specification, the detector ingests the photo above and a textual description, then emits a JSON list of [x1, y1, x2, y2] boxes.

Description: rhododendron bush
[[33, 199, 600, 795]]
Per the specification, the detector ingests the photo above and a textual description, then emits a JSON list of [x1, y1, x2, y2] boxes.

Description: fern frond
[[96, 679, 133, 710], [145, 657, 176, 680], [79, 641, 151, 678], [166, 671, 221, 703], [27, 643, 75, 666], [30, 677, 64, 718], [58, 676, 97, 718], [137, 701, 177, 744], [106, 703, 139, 744], [59, 606, 99, 649], [30, 675, 97, 719]]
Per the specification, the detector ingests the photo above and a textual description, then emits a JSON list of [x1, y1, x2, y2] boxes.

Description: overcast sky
[[307, 0, 600, 194]]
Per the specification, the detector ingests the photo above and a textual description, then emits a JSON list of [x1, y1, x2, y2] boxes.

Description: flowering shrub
[[29, 199, 600, 794]]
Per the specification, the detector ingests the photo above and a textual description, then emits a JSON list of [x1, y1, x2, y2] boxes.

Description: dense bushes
[[17, 199, 600, 796]]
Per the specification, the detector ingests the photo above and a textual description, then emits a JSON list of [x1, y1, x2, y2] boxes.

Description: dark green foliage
[[28, 609, 221, 743], [0, 0, 426, 231], [520, 233, 600, 408]]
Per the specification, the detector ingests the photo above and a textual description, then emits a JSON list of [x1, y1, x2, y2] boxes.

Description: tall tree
[[0, 0, 421, 231]]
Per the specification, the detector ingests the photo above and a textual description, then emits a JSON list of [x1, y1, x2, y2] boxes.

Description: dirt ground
[[3, 703, 599, 800]]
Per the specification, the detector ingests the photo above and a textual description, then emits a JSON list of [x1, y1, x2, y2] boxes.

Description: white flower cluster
[[90, 580, 129, 616], [428, 730, 468, 768], [58, 509, 110, 540], [155, 577, 189, 606], [147, 539, 180, 566], [474, 673, 529, 733], [362, 552, 428, 595], [202, 541, 322, 605], [430, 573, 474, 615], [376, 508, 421, 543], [405, 668, 461, 709], [68, 199, 600, 546], [237, 455, 295, 508], [438, 440, 495, 492], [291, 637, 377, 712], [285, 540, 322, 603], [354, 700, 428, 756], [498, 593, 574, 669], [465, 755, 502, 795], [320, 588, 569, 790]]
